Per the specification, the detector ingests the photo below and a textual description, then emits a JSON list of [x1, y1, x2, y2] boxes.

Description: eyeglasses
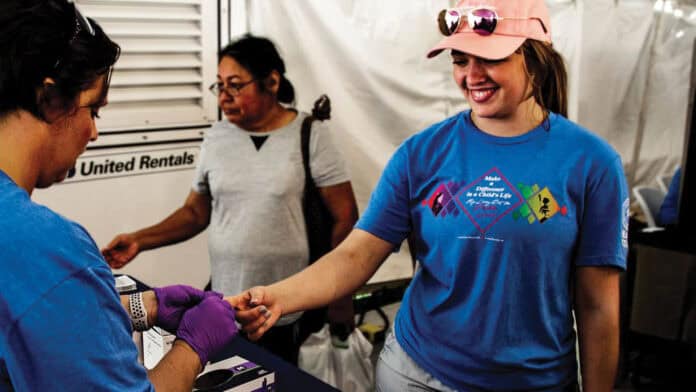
[[437, 7, 547, 37], [208, 79, 256, 97], [55, 2, 96, 69]]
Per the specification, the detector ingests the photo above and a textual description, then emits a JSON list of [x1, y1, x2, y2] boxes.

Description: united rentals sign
[[62, 146, 199, 184]]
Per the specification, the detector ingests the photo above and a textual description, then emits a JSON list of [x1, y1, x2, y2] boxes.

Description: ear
[[264, 70, 281, 95], [38, 77, 57, 102], [36, 77, 60, 122]]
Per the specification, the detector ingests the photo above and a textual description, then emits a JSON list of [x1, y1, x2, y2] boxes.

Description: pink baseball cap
[[427, 0, 552, 60]]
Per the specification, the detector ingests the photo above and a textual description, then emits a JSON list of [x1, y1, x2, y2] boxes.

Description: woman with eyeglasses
[[102, 34, 359, 365], [231, 0, 628, 391], [0, 1, 245, 391]]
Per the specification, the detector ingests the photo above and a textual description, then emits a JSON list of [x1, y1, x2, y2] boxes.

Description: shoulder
[[202, 120, 241, 142], [412, 112, 463, 140], [0, 190, 106, 297], [2, 191, 97, 253], [198, 121, 245, 164], [398, 112, 465, 157], [35, 203, 98, 259], [303, 112, 336, 145], [0, 198, 114, 331], [549, 113, 620, 164], [299, 111, 328, 133]]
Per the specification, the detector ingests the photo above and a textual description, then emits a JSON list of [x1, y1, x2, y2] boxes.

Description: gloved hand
[[153, 285, 222, 333], [177, 297, 238, 366]]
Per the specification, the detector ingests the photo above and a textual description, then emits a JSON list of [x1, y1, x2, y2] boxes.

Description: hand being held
[[225, 286, 279, 341], [177, 297, 238, 367], [101, 233, 139, 269], [153, 285, 223, 333]]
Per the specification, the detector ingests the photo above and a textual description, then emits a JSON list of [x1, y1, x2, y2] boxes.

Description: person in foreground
[[102, 35, 358, 364], [0, 1, 251, 390], [231, 0, 628, 391]]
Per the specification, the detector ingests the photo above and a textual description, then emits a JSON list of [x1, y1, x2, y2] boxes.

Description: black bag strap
[[301, 116, 315, 186], [301, 95, 331, 184]]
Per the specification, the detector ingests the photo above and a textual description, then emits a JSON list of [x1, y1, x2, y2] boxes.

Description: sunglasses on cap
[[54, 1, 96, 69], [437, 7, 547, 37]]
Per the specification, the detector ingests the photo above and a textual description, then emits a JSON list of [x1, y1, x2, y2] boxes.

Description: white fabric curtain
[[234, 0, 695, 207], [575, 0, 696, 188]]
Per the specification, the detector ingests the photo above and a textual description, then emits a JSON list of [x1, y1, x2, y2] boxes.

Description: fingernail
[[250, 298, 259, 306]]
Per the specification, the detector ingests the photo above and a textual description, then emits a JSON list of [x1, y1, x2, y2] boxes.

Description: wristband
[[129, 292, 149, 331]]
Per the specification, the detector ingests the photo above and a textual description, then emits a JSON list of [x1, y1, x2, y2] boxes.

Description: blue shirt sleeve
[[4, 266, 154, 391], [356, 144, 411, 245], [658, 167, 681, 226], [574, 156, 629, 269]]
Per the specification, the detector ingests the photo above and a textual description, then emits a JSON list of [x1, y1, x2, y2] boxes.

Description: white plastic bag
[[298, 325, 374, 392]]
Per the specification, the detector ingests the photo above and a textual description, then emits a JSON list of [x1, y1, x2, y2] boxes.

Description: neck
[[0, 111, 46, 195], [242, 103, 295, 133], [471, 99, 546, 137]]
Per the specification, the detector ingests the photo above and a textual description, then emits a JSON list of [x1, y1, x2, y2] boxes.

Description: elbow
[[195, 212, 211, 231], [333, 205, 359, 227], [196, 216, 211, 231], [187, 206, 210, 232], [575, 295, 620, 328], [347, 205, 359, 225]]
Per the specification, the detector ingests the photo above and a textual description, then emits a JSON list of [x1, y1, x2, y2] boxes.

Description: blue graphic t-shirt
[[357, 111, 628, 391], [0, 171, 153, 391]]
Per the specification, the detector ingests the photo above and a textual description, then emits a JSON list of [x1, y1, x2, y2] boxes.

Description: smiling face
[[216, 56, 279, 130], [452, 50, 541, 129], [36, 75, 107, 188]]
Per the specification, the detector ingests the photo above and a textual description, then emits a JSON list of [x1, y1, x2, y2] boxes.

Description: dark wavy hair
[[0, 0, 120, 121], [219, 34, 295, 104]]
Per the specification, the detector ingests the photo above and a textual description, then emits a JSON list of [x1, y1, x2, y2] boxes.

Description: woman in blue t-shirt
[[231, 0, 628, 391]]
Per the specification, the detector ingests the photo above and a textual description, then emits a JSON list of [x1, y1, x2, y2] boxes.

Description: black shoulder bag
[[300, 94, 334, 263], [297, 95, 336, 341]]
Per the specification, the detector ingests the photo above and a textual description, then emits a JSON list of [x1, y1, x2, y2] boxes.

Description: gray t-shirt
[[192, 112, 349, 324]]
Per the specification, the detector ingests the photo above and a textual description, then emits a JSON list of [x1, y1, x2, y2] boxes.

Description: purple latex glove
[[153, 285, 222, 332], [177, 297, 238, 366]]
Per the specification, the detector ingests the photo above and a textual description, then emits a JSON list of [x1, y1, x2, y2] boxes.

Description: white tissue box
[[115, 275, 137, 293]]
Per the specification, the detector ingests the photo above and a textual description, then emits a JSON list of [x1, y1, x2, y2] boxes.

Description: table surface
[[118, 275, 339, 391]]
